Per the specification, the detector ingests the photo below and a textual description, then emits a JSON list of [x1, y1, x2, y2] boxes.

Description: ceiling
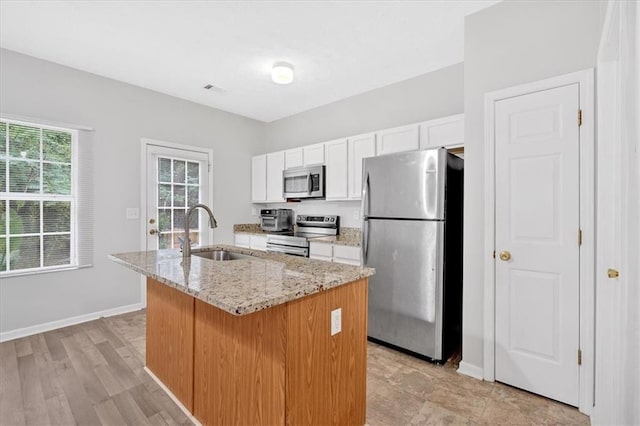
[[0, 1, 500, 123]]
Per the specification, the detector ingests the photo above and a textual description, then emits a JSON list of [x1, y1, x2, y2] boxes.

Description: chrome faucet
[[182, 203, 218, 259]]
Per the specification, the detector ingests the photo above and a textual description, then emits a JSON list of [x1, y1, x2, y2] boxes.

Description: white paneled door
[[494, 84, 581, 406], [145, 144, 211, 251]]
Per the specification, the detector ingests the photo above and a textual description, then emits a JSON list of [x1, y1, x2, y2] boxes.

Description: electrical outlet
[[353, 210, 360, 220], [331, 308, 342, 336], [126, 208, 139, 220], [251, 207, 257, 216]]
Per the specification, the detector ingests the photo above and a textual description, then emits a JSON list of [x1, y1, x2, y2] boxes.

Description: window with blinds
[[0, 118, 92, 276]]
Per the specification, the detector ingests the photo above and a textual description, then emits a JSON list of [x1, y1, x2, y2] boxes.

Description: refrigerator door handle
[[362, 218, 370, 264], [361, 173, 370, 264], [361, 173, 370, 219]]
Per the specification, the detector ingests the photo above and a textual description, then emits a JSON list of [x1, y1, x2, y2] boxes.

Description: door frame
[[139, 138, 214, 306], [483, 69, 595, 415]]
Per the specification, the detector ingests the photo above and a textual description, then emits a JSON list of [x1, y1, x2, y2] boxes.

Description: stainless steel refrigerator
[[361, 148, 463, 362]]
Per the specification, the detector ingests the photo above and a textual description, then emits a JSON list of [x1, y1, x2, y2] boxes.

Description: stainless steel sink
[[192, 250, 254, 261]]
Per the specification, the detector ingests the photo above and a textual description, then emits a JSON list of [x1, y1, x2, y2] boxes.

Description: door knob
[[499, 251, 511, 261], [149, 229, 158, 235]]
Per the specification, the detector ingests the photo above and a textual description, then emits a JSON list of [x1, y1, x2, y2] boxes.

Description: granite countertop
[[109, 245, 374, 316], [233, 224, 361, 247]]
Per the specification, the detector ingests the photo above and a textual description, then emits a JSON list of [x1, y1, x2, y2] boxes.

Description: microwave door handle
[[307, 172, 312, 194]]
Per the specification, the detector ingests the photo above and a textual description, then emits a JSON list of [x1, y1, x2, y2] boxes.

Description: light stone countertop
[[109, 245, 374, 316]]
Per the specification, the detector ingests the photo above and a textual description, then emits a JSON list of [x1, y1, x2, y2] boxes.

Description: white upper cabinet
[[419, 114, 464, 149], [325, 139, 348, 200], [348, 133, 376, 200], [251, 155, 267, 202], [303, 143, 325, 166], [285, 148, 303, 169], [376, 124, 419, 155], [266, 151, 285, 202]]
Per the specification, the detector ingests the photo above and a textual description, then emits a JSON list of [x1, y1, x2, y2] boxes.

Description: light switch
[[331, 308, 342, 336], [126, 208, 139, 220]]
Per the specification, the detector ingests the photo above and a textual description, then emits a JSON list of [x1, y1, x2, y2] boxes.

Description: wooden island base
[[146, 277, 368, 426]]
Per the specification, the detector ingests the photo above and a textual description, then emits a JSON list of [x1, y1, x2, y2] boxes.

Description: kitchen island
[[109, 245, 374, 426]]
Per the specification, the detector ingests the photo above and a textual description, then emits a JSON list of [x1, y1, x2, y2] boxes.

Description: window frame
[[1, 118, 79, 277]]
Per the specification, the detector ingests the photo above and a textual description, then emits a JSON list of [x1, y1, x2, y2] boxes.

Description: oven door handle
[[266, 245, 309, 257], [307, 172, 312, 194]]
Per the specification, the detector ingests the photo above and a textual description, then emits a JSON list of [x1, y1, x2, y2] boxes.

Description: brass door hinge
[[493, 250, 496, 259], [578, 349, 582, 366], [578, 110, 583, 126], [578, 229, 583, 246]]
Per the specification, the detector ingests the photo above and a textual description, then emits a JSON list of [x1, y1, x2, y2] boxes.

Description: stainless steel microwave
[[283, 165, 325, 200]]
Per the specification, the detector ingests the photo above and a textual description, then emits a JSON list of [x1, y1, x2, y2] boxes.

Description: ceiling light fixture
[[271, 62, 294, 85]]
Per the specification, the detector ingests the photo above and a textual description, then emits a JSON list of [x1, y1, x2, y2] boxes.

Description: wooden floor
[[0, 310, 589, 425]]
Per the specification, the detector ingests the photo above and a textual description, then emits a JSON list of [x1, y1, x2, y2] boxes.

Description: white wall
[[0, 49, 265, 336], [462, 0, 605, 371], [264, 63, 464, 152]]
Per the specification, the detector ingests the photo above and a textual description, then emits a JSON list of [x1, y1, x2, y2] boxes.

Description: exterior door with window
[[145, 143, 211, 251], [494, 84, 581, 406]]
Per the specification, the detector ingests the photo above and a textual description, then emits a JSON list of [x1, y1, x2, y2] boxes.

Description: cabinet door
[[419, 114, 464, 149], [333, 245, 361, 266], [348, 133, 376, 200], [285, 148, 303, 169], [376, 124, 419, 156], [266, 151, 285, 202], [234, 233, 251, 248], [251, 155, 267, 202], [325, 139, 348, 200], [303, 143, 325, 166], [250, 235, 268, 251]]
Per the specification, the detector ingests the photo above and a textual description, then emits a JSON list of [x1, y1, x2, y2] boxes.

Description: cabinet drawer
[[235, 234, 251, 248], [309, 242, 333, 258]]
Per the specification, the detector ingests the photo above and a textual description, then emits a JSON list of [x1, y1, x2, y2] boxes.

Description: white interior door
[[494, 83, 581, 406], [145, 144, 211, 250]]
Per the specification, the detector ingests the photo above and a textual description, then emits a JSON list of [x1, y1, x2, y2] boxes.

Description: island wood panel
[[193, 299, 287, 426], [286, 278, 368, 426], [146, 278, 195, 412]]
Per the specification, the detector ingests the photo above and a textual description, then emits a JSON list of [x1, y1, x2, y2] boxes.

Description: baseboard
[[144, 367, 202, 426], [0, 302, 145, 343], [457, 361, 484, 380]]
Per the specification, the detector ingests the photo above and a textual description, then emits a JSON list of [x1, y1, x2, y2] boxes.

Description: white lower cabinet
[[309, 242, 333, 262], [234, 233, 267, 251], [332, 245, 361, 266], [234, 233, 251, 248], [250, 235, 268, 251], [309, 242, 361, 265]]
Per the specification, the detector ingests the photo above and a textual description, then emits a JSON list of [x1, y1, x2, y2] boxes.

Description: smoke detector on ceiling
[[203, 84, 226, 93]]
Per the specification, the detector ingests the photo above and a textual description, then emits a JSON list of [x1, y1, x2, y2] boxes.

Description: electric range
[[266, 215, 339, 257]]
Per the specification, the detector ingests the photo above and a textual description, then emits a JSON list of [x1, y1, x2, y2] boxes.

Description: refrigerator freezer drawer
[[364, 218, 445, 359]]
